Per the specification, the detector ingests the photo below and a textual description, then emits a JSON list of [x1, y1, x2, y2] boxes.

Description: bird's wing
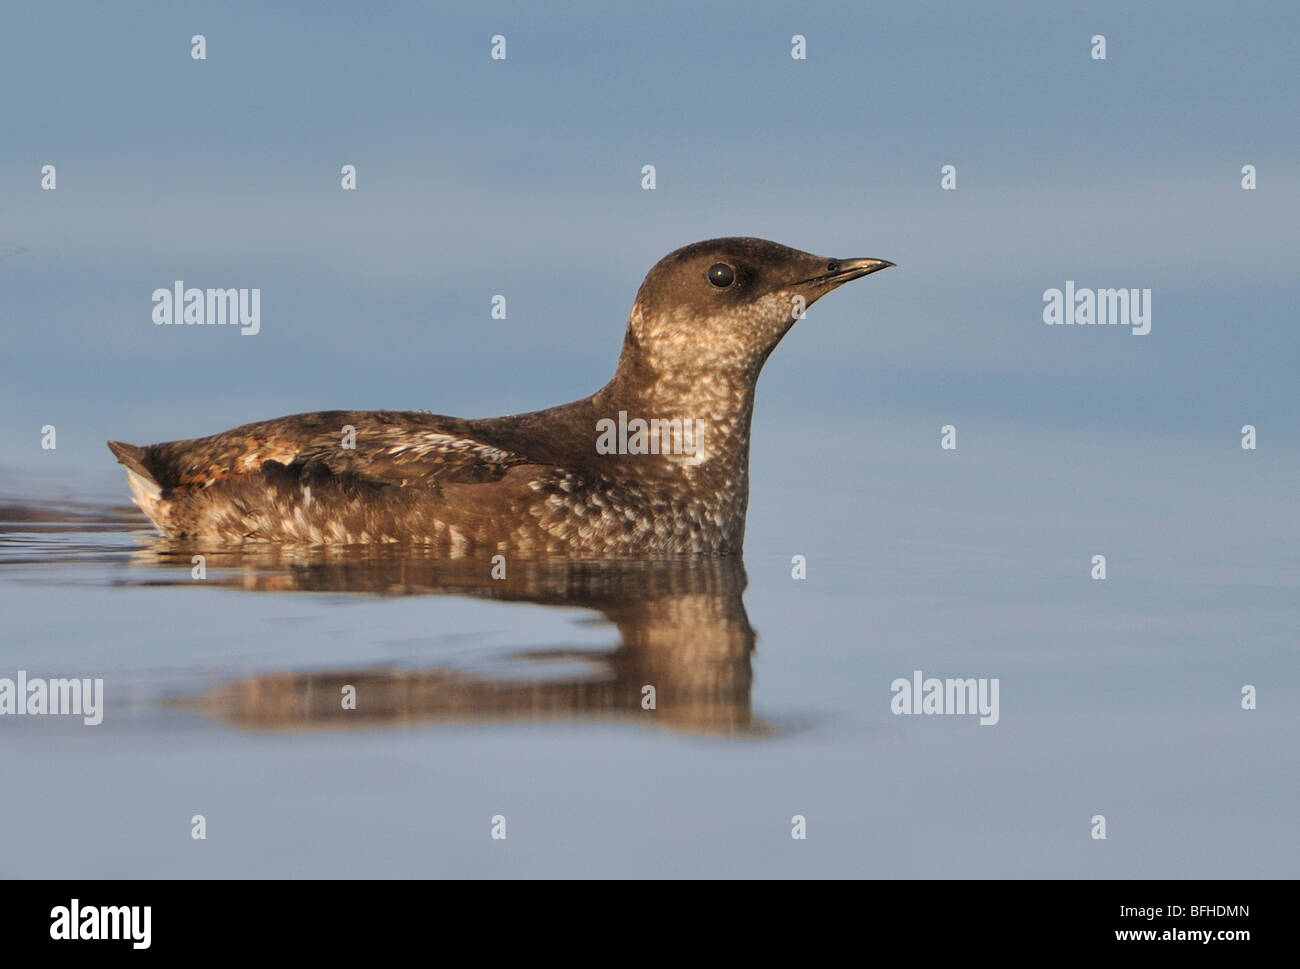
[[111, 410, 533, 491]]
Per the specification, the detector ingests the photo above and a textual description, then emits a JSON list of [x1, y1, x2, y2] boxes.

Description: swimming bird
[[108, 238, 892, 555]]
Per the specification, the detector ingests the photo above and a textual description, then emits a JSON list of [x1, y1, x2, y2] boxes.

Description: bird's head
[[623, 237, 893, 378]]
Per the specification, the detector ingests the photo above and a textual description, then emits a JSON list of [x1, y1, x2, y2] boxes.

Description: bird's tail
[[107, 440, 168, 529], [107, 440, 157, 485]]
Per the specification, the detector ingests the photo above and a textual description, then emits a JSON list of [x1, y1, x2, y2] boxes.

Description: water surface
[[2, 421, 1294, 878]]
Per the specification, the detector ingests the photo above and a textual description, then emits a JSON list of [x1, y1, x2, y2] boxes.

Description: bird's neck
[[595, 342, 760, 483]]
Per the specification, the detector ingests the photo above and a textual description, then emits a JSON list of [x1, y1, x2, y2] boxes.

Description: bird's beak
[[794, 258, 895, 287], [835, 257, 894, 280]]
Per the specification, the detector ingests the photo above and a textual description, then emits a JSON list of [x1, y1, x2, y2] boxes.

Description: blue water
[[2, 418, 1294, 877]]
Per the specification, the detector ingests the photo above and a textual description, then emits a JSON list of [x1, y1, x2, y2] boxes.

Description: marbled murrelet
[[108, 238, 892, 555]]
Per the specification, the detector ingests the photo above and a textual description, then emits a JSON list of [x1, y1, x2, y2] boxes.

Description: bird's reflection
[[132, 540, 768, 737], [0, 499, 770, 736]]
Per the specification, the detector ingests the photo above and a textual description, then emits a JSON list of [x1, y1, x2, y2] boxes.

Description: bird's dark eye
[[707, 263, 735, 288], [826, 261, 840, 273]]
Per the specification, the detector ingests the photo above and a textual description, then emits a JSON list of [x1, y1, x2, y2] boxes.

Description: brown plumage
[[108, 238, 892, 554]]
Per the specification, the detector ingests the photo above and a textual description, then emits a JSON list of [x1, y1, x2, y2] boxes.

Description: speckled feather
[[108, 238, 890, 555]]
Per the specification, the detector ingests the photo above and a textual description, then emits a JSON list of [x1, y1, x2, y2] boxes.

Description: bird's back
[[106, 404, 739, 554]]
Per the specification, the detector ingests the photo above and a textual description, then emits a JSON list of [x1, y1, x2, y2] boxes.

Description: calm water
[[1, 419, 1295, 878]]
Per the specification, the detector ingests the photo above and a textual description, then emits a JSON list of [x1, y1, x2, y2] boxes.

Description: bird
[[108, 238, 892, 555]]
